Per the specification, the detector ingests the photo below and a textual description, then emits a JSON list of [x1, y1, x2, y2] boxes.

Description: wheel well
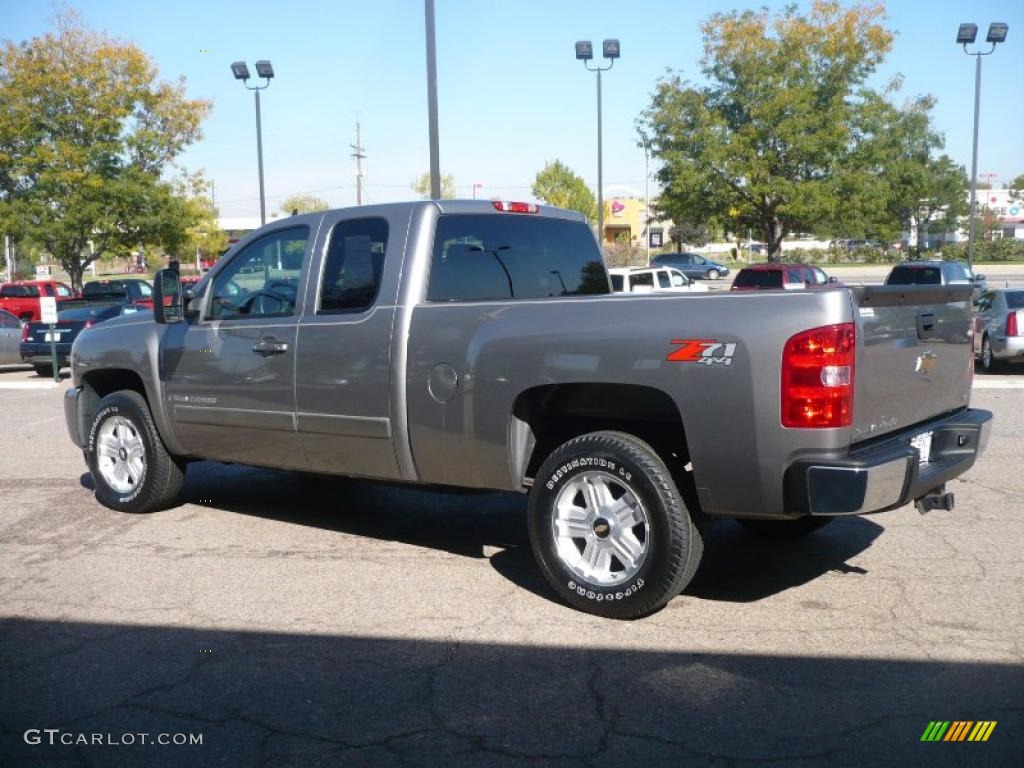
[[511, 383, 695, 504], [79, 369, 149, 429]]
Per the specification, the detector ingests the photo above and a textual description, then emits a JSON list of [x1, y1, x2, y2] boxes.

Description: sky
[[5, 0, 1023, 219]]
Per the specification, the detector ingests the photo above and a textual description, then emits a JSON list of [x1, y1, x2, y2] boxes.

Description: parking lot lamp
[[575, 39, 619, 245], [958, 23, 1007, 272], [231, 60, 274, 226]]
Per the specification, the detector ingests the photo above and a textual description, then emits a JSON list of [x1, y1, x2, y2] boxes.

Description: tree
[[280, 193, 329, 216], [1008, 175, 1024, 203], [640, 2, 895, 260], [668, 222, 708, 250], [0, 11, 210, 291], [531, 160, 597, 221], [411, 172, 455, 199], [181, 175, 228, 263]]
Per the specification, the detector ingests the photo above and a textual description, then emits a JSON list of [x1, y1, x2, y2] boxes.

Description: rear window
[[1, 284, 39, 297], [318, 217, 388, 313], [83, 282, 128, 298], [733, 270, 782, 289], [610, 274, 624, 291], [1006, 291, 1024, 310], [887, 266, 941, 285], [427, 215, 608, 302]]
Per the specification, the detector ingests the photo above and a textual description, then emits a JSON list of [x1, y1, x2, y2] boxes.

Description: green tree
[[0, 11, 210, 291], [181, 175, 228, 263], [531, 160, 597, 221], [668, 222, 708, 250], [640, 1, 895, 260], [280, 193, 330, 215], [1008, 174, 1024, 202], [412, 172, 456, 199]]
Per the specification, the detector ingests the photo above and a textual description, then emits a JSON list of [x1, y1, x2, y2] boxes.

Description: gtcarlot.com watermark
[[24, 729, 202, 747]]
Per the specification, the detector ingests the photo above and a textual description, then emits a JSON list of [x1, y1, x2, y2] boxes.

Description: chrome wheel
[[551, 471, 650, 586], [707, 269, 720, 280], [96, 416, 146, 494], [982, 337, 993, 370]]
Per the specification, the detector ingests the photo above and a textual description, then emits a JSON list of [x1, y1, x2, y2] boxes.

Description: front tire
[[85, 390, 184, 513], [528, 431, 703, 619], [737, 517, 832, 538], [33, 364, 53, 377], [707, 268, 720, 280]]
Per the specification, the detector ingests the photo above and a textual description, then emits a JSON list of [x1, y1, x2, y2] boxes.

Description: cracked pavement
[[0, 367, 1021, 766]]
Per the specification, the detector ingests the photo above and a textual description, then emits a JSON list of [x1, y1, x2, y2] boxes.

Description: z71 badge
[[666, 339, 737, 366]]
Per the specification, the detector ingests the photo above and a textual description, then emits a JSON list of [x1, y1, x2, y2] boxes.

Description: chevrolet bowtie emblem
[[915, 352, 937, 374]]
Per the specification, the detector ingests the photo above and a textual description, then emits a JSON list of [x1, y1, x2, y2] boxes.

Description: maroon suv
[[731, 263, 838, 291]]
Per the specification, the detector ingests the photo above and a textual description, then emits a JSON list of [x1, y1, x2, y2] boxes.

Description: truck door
[[293, 209, 409, 480], [160, 223, 316, 468]]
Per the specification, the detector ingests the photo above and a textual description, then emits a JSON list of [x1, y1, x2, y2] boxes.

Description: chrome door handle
[[252, 339, 289, 356]]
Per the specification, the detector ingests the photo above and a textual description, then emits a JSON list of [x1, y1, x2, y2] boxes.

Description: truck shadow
[[83, 462, 884, 607], [4, 617, 1020, 767]]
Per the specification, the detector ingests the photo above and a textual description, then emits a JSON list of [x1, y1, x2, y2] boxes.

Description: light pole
[[424, 0, 441, 199], [575, 39, 619, 246], [957, 22, 1008, 272], [231, 60, 274, 226], [643, 140, 651, 263]]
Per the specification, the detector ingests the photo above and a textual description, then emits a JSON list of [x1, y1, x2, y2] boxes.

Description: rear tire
[[737, 517, 833, 538], [85, 390, 184, 513], [528, 431, 703, 619], [980, 335, 1001, 373], [33, 364, 53, 377]]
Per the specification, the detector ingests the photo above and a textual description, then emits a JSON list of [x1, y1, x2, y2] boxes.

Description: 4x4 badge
[[666, 339, 737, 366]]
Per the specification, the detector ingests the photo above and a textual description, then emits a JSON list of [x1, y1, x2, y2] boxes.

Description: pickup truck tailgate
[[851, 285, 973, 444]]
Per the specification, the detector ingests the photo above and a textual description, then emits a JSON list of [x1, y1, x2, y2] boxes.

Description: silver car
[[0, 309, 24, 365], [974, 289, 1024, 372]]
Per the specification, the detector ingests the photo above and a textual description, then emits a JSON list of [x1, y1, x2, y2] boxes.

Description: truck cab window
[[207, 226, 309, 320], [427, 215, 608, 302], [318, 218, 388, 313]]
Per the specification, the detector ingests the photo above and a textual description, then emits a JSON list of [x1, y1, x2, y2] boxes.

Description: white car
[[609, 267, 710, 294]]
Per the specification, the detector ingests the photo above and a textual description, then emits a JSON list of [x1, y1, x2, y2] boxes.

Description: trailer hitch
[[916, 485, 954, 515]]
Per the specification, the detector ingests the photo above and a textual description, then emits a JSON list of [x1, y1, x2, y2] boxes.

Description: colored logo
[[920, 721, 996, 742], [611, 200, 625, 216], [666, 339, 737, 366]]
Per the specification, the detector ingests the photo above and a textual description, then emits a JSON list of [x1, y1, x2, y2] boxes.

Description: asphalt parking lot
[[0, 363, 1021, 767]]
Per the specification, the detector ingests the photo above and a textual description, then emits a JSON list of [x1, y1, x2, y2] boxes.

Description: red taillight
[[21, 323, 31, 342], [492, 201, 539, 214], [1008, 311, 1019, 337], [781, 323, 856, 428]]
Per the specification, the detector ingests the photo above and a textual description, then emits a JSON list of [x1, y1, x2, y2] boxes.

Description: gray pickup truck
[[64, 200, 992, 619]]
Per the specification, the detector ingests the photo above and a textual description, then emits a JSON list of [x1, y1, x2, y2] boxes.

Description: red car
[[0, 280, 75, 321], [731, 263, 838, 291]]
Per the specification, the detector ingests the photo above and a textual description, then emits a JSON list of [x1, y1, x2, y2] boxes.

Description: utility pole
[[351, 122, 366, 206]]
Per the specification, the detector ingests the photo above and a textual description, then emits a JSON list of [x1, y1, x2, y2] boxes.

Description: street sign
[[35, 264, 52, 278], [40, 296, 58, 324]]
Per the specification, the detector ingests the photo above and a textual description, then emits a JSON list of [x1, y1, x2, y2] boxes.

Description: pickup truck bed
[[62, 200, 991, 619]]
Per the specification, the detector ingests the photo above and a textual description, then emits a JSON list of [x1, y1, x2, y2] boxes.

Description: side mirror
[[974, 274, 986, 281], [153, 269, 182, 324], [828, 276, 839, 284]]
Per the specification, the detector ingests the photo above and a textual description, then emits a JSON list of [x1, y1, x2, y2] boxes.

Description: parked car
[[973, 289, 1024, 372], [21, 302, 144, 377], [731, 263, 838, 291], [80, 279, 154, 308], [649, 252, 730, 280], [64, 199, 990, 620], [0, 309, 24, 365], [0, 280, 75, 321], [885, 261, 986, 297], [609, 267, 709, 294]]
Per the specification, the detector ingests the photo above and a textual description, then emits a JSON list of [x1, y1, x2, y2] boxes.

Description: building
[[912, 188, 1024, 248]]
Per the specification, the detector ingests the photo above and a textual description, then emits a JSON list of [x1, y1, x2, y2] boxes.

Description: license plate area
[[910, 431, 933, 466]]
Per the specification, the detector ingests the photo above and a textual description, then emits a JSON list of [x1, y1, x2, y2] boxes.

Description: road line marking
[[972, 379, 1024, 389], [0, 382, 61, 390]]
